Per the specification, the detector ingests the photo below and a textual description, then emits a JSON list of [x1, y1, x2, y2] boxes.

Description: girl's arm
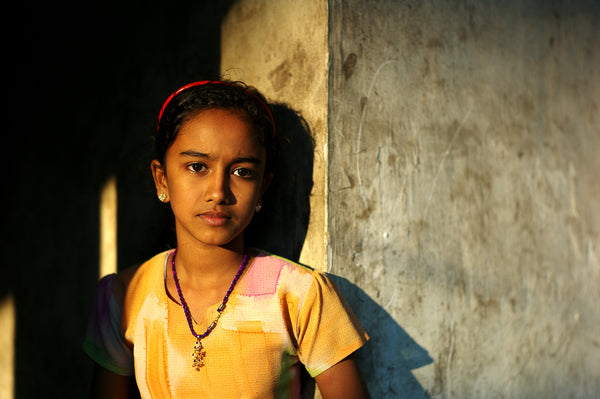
[[90, 363, 138, 399], [314, 356, 370, 399]]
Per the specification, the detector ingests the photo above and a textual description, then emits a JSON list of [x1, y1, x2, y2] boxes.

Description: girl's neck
[[173, 240, 246, 286]]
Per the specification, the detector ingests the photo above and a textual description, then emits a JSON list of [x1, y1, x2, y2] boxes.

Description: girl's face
[[152, 108, 271, 250]]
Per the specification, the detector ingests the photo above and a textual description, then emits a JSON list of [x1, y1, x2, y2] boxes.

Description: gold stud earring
[[158, 192, 167, 202], [255, 203, 262, 213]]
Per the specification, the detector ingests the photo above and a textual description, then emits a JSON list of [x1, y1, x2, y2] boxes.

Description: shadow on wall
[[245, 102, 315, 262], [331, 275, 433, 398], [245, 102, 432, 397]]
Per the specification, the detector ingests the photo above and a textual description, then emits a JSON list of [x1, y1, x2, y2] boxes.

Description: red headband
[[157, 80, 276, 137]]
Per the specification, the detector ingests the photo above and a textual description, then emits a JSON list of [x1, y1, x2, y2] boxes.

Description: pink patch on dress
[[240, 254, 283, 296]]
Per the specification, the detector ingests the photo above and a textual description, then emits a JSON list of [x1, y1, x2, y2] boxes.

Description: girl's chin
[[174, 218, 252, 249], [179, 232, 246, 250]]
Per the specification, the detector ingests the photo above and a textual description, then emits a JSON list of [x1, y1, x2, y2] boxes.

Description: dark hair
[[154, 80, 276, 173]]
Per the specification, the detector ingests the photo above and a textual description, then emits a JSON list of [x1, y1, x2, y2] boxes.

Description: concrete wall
[[328, 0, 600, 398]]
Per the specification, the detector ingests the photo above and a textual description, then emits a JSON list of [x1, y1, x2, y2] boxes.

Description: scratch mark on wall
[[356, 60, 398, 207], [424, 109, 472, 215], [332, 98, 346, 140], [384, 289, 397, 309], [567, 162, 583, 261]]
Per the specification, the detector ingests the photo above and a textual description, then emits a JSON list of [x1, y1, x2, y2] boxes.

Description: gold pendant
[[192, 338, 206, 370]]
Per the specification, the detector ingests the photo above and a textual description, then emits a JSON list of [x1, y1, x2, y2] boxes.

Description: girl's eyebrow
[[180, 150, 210, 159], [180, 150, 262, 165]]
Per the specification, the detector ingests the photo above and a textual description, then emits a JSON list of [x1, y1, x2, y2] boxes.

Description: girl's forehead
[[171, 109, 265, 155]]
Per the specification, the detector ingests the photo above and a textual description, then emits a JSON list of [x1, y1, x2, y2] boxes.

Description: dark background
[[3, 1, 236, 396]]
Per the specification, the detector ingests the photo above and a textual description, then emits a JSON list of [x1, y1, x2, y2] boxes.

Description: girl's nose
[[204, 171, 232, 204]]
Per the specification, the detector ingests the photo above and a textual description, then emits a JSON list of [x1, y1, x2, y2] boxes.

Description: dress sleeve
[[82, 274, 135, 376], [295, 272, 369, 377]]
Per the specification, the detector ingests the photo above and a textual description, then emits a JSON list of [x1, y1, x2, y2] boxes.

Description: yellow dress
[[84, 250, 368, 398]]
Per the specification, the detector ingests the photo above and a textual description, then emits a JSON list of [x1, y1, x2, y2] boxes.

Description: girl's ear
[[151, 160, 169, 202]]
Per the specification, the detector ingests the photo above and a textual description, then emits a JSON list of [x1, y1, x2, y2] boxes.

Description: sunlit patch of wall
[[221, 0, 329, 271], [100, 176, 118, 278], [0, 294, 15, 399]]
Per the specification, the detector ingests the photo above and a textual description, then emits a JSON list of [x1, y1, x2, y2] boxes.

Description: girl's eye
[[187, 163, 207, 173], [232, 167, 255, 179]]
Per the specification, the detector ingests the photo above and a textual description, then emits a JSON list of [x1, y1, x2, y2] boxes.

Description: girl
[[83, 80, 370, 398]]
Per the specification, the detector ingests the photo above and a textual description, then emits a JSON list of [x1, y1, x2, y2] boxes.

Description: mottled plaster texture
[[328, 1, 600, 398]]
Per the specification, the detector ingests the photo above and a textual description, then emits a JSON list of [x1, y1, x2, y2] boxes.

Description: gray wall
[[328, 1, 600, 398]]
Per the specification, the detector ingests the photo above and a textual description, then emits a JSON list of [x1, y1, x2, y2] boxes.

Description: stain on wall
[[221, 0, 329, 270]]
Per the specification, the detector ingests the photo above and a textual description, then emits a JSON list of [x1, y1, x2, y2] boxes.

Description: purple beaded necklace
[[171, 248, 248, 370]]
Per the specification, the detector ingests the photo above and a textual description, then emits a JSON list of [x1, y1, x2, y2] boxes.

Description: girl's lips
[[198, 211, 231, 226]]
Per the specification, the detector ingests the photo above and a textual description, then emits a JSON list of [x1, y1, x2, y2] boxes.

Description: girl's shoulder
[[113, 250, 172, 304], [250, 249, 318, 280]]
